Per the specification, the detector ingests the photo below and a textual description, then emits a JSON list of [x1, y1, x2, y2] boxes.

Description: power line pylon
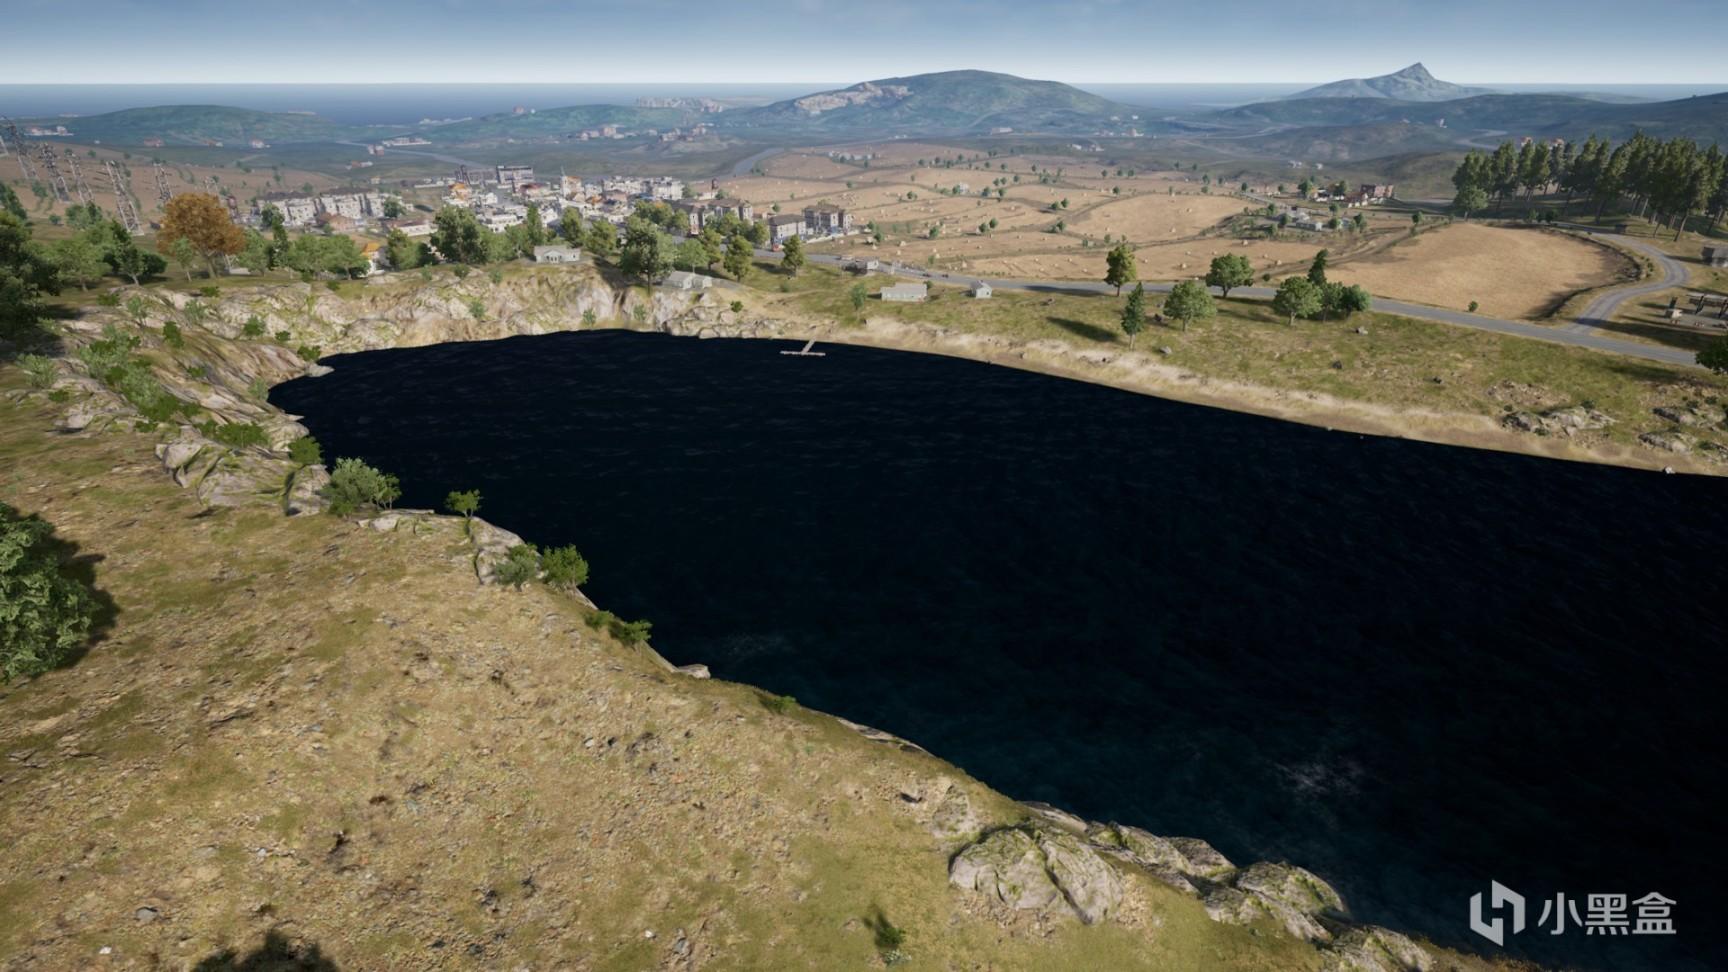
[[63, 148, 93, 205], [106, 160, 142, 233], [36, 143, 71, 202]]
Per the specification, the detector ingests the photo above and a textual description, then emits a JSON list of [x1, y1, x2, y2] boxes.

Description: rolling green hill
[[22, 105, 393, 145], [728, 70, 1148, 133], [420, 104, 701, 143], [1215, 91, 1728, 143], [1285, 63, 1497, 102]]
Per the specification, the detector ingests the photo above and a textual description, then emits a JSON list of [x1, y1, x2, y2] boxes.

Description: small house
[[1705, 246, 1727, 268], [533, 244, 582, 264], [880, 282, 928, 303], [970, 282, 993, 299], [663, 271, 713, 292]]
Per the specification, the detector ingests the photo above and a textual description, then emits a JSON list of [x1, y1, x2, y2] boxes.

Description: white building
[[496, 165, 536, 191], [533, 244, 582, 264], [970, 282, 993, 299], [663, 271, 713, 291], [881, 282, 928, 302]]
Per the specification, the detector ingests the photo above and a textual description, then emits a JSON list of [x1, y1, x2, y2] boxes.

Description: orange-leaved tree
[[156, 193, 243, 278]]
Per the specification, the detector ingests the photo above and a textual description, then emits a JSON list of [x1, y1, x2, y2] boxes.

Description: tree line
[[1451, 133, 1728, 237]]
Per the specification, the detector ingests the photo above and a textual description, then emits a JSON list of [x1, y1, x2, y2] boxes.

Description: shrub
[[488, 268, 503, 284], [321, 457, 400, 515], [1, 502, 98, 682], [325, 280, 341, 292], [286, 435, 323, 467], [541, 544, 589, 589], [467, 299, 486, 321], [160, 320, 185, 349], [241, 315, 266, 338], [584, 609, 651, 644], [198, 285, 219, 299], [295, 344, 321, 362], [493, 544, 540, 588], [274, 330, 291, 344], [197, 420, 268, 450], [247, 377, 269, 400], [452, 264, 471, 279], [1468, 300, 1480, 313], [96, 293, 121, 308], [17, 354, 57, 389], [760, 693, 797, 714]]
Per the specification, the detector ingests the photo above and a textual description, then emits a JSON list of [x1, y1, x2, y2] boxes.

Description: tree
[[168, 236, 200, 281], [1272, 276, 1322, 325], [287, 436, 323, 467], [0, 212, 60, 344], [1454, 186, 1489, 221], [723, 232, 753, 280], [46, 235, 108, 291], [385, 228, 427, 271], [444, 489, 481, 522], [234, 229, 272, 274], [561, 211, 584, 245], [1104, 242, 1137, 295], [781, 235, 805, 275], [0, 180, 26, 221], [849, 281, 868, 312], [156, 192, 243, 277], [382, 197, 405, 219], [584, 220, 616, 259], [494, 544, 541, 588], [1, 502, 98, 683], [1163, 279, 1216, 333], [321, 458, 400, 516], [1119, 282, 1147, 346], [541, 545, 590, 589], [1203, 253, 1253, 298], [1306, 249, 1329, 287], [673, 238, 708, 272], [431, 205, 489, 265], [522, 203, 548, 250], [1698, 336, 1728, 374], [1335, 283, 1372, 317], [619, 217, 674, 282]]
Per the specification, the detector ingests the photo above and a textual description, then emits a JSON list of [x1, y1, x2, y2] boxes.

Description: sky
[[4, 0, 1726, 85]]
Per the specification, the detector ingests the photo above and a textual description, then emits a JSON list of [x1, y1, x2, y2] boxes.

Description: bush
[[241, 315, 266, 338], [296, 344, 321, 362], [198, 285, 219, 299], [321, 457, 400, 515], [541, 544, 589, 589], [584, 609, 651, 644], [17, 353, 57, 389], [581, 309, 597, 326], [76, 326, 192, 423], [96, 292, 121, 308], [286, 435, 322, 467], [197, 420, 268, 450], [1, 502, 98, 682], [452, 264, 471, 279], [493, 544, 540, 588], [160, 319, 185, 349], [325, 280, 342, 292], [274, 330, 291, 344], [760, 693, 797, 714]]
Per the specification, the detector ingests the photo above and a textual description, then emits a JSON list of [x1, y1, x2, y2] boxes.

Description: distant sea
[[3, 82, 1722, 124]]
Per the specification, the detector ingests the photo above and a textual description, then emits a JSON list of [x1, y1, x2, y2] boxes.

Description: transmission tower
[[105, 160, 141, 233], [63, 148, 93, 205], [204, 174, 240, 220], [36, 143, 71, 202], [0, 118, 36, 181], [152, 161, 172, 203]]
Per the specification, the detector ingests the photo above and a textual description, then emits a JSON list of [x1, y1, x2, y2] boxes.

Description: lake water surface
[[273, 329, 1728, 971]]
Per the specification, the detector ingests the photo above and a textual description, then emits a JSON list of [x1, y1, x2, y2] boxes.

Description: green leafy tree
[[584, 221, 616, 259], [382, 197, 405, 219], [849, 281, 868, 312], [781, 235, 806, 275], [1272, 276, 1323, 326], [723, 232, 753, 280], [1104, 242, 1137, 295], [618, 217, 673, 282], [287, 435, 323, 467], [1698, 336, 1728, 374], [1, 502, 99, 682], [560, 211, 584, 245], [46, 235, 108, 291], [0, 212, 60, 344], [101, 220, 164, 285], [1119, 282, 1147, 346], [1203, 253, 1253, 298], [493, 544, 541, 589], [1306, 249, 1329, 287], [673, 237, 708, 272], [444, 488, 481, 522], [541, 545, 590, 589], [168, 236, 201, 282], [322, 458, 401, 516], [0, 180, 26, 221], [1454, 186, 1489, 221], [385, 229, 427, 271], [1163, 279, 1217, 332], [431, 205, 489, 265]]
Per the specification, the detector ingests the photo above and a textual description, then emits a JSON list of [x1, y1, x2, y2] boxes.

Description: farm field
[[1329, 223, 1629, 319]]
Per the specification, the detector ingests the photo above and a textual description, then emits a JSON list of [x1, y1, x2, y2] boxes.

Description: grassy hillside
[[422, 104, 701, 143], [1214, 92, 1728, 143], [731, 69, 1148, 134]]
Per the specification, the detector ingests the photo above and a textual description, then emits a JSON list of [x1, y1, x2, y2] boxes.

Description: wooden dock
[[779, 340, 826, 357]]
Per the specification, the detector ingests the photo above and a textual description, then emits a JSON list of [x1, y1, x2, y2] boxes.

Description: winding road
[[780, 233, 1703, 368]]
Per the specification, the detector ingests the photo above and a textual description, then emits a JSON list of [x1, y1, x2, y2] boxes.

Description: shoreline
[[665, 309, 1723, 477]]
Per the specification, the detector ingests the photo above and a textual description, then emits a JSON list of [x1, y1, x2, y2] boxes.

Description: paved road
[[1568, 234, 1688, 338], [784, 246, 1701, 368]]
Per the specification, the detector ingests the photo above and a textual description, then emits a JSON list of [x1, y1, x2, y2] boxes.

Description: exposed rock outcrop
[[1501, 405, 1614, 437]]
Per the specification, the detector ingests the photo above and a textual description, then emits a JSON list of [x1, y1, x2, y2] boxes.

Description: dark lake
[[273, 329, 1728, 971]]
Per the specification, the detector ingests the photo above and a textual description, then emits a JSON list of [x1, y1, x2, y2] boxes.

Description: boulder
[[1168, 836, 1236, 879], [1034, 828, 1123, 924], [949, 828, 1063, 912], [1639, 430, 1696, 454], [1322, 927, 1434, 972], [1654, 404, 1726, 428], [1235, 861, 1344, 916]]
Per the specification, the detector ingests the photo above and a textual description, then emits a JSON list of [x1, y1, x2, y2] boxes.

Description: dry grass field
[[1339, 223, 1629, 319], [1067, 192, 1251, 243]]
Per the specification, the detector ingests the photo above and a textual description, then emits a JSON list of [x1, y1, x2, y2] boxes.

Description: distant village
[[246, 162, 859, 274]]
